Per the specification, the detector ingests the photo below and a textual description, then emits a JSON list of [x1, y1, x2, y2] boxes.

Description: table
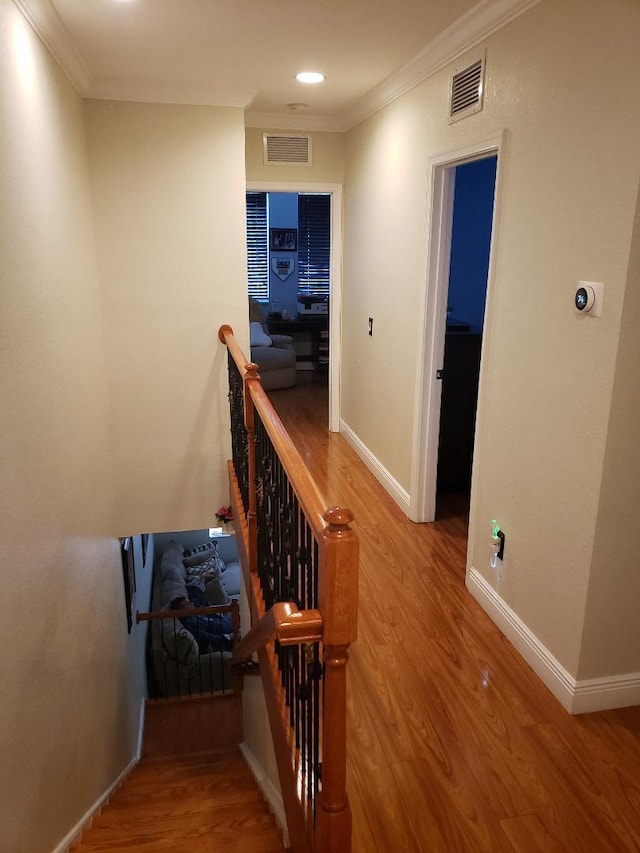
[[268, 315, 329, 369]]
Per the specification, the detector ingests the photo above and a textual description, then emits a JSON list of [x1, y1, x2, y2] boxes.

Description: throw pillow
[[183, 541, 218, 568], [250, 321, 272, 347], [220, 561, 241, 597], [197, 551, 226, 575], [185, 552, 226, 593]]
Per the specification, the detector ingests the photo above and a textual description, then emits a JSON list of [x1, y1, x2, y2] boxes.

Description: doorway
[[410, 135, 502, 524], [246, 181, 342, 432], [437, 156, 497, 509]]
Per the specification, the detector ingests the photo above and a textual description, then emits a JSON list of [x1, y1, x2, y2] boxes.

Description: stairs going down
[[71, 749, 287, 852]]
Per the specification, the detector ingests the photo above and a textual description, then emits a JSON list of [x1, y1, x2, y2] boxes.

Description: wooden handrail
[[219, 324, 358, 853], [221, 324, 327, 536], [218, 324, 257, 378], [137, 603, 235, 622], [232, 603, 323, 665]]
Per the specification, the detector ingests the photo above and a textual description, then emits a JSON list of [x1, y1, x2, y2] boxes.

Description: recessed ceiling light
[[296, 71, 325, 85]]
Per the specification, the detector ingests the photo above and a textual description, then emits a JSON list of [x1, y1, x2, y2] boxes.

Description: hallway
[[267, 381, 640, 852]]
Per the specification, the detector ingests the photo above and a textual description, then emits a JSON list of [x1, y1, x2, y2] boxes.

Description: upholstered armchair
[[249, 299, 297, 391]]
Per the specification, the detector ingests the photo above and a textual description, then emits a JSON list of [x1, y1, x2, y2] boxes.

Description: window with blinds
[[298, 194, 330, 297], [246, 192, 268, 300]]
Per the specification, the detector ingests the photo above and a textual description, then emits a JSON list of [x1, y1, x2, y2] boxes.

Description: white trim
[[17, 0, 539, 130], [409, 157, 455, 522], [53, 699, 144, 852], [239, 741, 290, 848], [12, 0, 92, 95], [571, 673, 640, 715], [246, 181, 342, 433], [339, 420, 410, 514], [245, 112, 345, 133], [410, 134, 504, 523], [86, 81, 251, 110], [137, 697, 146, 758], [339, 0, 541, 130], [467, 568, 640, 714]]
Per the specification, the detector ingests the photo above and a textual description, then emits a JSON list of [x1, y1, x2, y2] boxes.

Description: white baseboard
[[570, 672, 640, 714], [54, 698, 145, 853], [467, 567, 640, 714], [339, 419, 410, 513], [239, 741, 289, 848]]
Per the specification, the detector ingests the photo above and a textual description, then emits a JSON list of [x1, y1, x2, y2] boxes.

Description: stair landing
[[71, 749, 286, 852]]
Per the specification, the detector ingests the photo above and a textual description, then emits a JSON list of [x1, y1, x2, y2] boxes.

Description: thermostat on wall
[[575, 281, 604, 317]]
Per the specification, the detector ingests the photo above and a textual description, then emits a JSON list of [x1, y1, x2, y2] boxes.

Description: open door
[[246, 181, 343, 433], [410, 135, 503, 523]]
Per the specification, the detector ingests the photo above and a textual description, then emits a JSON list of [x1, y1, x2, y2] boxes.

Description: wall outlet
[[490, 520, 505, 568]]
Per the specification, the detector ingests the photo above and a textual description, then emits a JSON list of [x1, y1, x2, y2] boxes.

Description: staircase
[[71, 749, 286, 852]]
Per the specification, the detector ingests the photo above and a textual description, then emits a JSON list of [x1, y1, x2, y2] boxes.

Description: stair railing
[[218, 324, 358, 853]]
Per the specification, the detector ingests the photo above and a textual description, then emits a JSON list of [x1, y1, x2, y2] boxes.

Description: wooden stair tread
[[89, 791, 273, 828], [72, 831, 285, 853], [109, 776, 264, 805], [79, 813, 279, 842], [72, 750, 285, 852]]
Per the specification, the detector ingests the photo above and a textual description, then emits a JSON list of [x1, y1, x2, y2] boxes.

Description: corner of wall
[[466, 567, 640, 714]]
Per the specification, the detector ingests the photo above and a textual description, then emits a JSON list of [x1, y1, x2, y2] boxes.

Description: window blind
[[246, 192, 268, 300], [298, 194, 330, 297]]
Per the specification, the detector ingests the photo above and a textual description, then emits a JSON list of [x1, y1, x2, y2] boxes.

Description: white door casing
[[409, 133, 504, 525]]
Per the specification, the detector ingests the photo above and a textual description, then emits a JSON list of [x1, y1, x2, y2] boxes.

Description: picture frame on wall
[[120, 537, 135, 633], [270, 228, 297, 252]]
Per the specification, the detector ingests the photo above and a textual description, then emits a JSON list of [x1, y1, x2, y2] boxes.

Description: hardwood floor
[[267, 376, 640, 853]]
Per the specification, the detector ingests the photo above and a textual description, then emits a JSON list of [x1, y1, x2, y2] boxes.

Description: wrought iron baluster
[[227, 354, 249, 514], [252, 408, 325, 820]]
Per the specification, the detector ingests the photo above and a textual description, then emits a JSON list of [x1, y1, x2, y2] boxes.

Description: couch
[[150, 535, 242, 698], [249, 298, 296, 391]]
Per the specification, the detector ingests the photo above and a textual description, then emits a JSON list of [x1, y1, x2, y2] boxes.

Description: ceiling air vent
[[449, 52, 485, 124], [263, 133, 312, 166]]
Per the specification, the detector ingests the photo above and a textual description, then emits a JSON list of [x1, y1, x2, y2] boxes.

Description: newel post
[[316, 507, 358, 853]]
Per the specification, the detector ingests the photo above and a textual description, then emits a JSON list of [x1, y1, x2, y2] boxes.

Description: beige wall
[[579, 185, 640, 680], [85, 101, 250, 535], [245, 126, 344, 184], [0, 3, 148, 850], [342, 0, 640, 678]]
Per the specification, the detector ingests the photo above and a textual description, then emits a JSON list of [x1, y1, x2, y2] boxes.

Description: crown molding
[[13, 0, 539, 132], [339, 0, 541, 130], [85, 80, 252, 111], [12, 0, 92, 95], [244, 111, 345, 134]]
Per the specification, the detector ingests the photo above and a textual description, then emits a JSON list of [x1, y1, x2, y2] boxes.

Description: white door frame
[[409, 133, 504, 523], [246, 181, 342, 433]]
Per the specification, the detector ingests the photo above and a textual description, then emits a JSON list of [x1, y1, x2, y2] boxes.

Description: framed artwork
[[270, 228, 297, 252], [141, 533, 149, 566], [120, 537, 135, 633]]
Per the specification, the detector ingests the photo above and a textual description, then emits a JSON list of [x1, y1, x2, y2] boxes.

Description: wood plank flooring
[[71, 750, 285, 853], [267, 375, 640, 853]]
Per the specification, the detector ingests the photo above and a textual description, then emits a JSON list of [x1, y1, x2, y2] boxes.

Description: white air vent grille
[[449, 53, 485, 124], [263, 133, 311, 165]]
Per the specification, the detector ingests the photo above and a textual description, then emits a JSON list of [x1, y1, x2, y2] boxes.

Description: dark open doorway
[[436, 155, 497, 516]]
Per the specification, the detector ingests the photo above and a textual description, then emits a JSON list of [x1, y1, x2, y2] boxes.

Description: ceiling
[[32, 0, 533, 130]]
